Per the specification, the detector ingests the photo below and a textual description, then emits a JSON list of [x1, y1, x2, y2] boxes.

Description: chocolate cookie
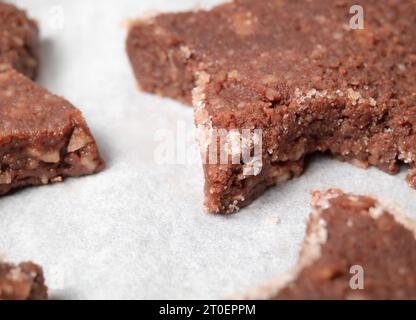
[[245, 190, 416, 300], [0, 67, 105, 195], [127, 0, 416, 213]]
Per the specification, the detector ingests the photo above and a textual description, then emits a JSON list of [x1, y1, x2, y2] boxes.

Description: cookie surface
[[0, 3, 39, 79]]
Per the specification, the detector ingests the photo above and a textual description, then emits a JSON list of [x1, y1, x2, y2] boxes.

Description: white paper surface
[[1, 0, 415, 299]]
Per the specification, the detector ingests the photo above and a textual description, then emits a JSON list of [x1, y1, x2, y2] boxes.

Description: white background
[[1, 0, 415, 299]]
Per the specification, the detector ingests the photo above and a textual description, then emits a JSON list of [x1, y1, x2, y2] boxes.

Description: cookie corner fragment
[[0, 261, 48, 300]]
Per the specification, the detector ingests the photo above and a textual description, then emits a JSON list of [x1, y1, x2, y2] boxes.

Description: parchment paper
[[1, 0, 415, 299]]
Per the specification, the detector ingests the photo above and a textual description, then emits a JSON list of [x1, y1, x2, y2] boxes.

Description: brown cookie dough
[[0, 261, 48, 300], [0, 67, 105, 195], [0, 2, 39, 79], [127, 0, 416, 213], [244, 190, 416, 300]]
